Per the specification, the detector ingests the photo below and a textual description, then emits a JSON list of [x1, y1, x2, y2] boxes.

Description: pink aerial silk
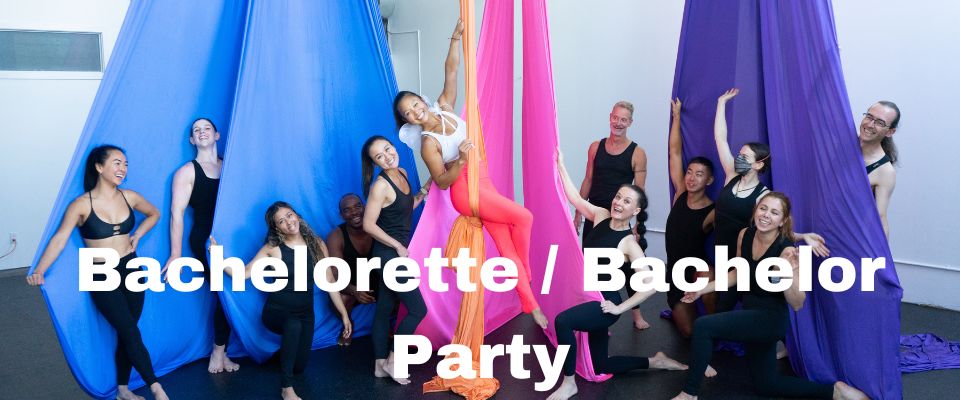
[[521, 0, 611, 382], [409, 0, 521, 347], [410, 0, 607, 383]]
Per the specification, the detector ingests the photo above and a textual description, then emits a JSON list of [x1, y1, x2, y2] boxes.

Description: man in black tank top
[[325, 193, 375, 345], [164, 118, 239, 374], [574, 100, 650, 329], [858, 101, 900, 238]]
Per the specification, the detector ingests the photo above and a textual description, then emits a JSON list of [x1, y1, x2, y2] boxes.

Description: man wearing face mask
[[859, 101, 899, 238], [575, 100, 650, 330]]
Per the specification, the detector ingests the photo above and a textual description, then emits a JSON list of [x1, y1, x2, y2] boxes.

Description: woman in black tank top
[[164, 117, 238, 374], [672, 193, 867, 400], [361, 136, 428, 386], [28, 145, 170, 400], [551, 152, 687, 400], [220, 201, 351, 400]]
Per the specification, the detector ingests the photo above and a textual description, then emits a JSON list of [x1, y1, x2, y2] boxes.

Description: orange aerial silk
[[421, 0, 498, 398]]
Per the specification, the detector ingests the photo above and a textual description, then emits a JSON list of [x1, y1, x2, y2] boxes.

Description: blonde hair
[[612, 100, 634, 117]]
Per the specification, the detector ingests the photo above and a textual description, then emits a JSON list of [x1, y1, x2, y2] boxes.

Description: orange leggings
[[450, 163, 540, 313]]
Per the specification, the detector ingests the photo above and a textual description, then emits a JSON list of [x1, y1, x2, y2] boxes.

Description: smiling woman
[[26, 144, 169, 400]]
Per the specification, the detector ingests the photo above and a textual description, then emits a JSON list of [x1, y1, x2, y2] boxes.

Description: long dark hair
[[264, 201, 324, 260], [83, 145, 125, 192], [877, 100, 900, 165], [751, 191, 794, 242], [392, 91, 423, 129], [361, 135, 390, 197], [619, 184, 649, 251], [745, 142, 771, 174]]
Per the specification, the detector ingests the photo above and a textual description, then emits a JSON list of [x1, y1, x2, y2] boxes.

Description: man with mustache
[[574, 100, 650, 330], [326, 193, 375, 345], [858, 101, 900, 238]]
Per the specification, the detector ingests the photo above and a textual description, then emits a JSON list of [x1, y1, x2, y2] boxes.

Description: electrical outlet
[[9, 232, 16, 243]]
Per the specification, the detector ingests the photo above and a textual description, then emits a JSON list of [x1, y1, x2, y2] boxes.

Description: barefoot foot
[[649, 352, 688, 370], [833, 381, 868, 400], [149, 383, 169, 400], [670, 391, 697, 400], [532, 308, 549, 330], [208, 345, 226, 373], [705, 365, 718, 378], [546, 376, 578, 400], [776, 340, 788, 360], [633, 311, 651, 330], [281, 387, 302, 400], [223, 355, 240, 372], [116, 386, 145, 400]]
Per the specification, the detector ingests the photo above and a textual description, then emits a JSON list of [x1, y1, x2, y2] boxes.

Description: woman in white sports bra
[[392, 19, 548, 329]]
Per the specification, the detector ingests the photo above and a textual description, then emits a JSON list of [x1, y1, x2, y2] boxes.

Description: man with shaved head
[[326, 193, 374, 345]]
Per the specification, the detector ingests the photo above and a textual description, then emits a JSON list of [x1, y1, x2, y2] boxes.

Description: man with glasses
[[574, 100, 650, 330], [859, 101, 900, 238]]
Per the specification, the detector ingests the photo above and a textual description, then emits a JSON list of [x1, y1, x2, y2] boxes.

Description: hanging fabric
[[671, 1, 903, 398], [210, 0, 410, 363], [27, 1, 249, 397]]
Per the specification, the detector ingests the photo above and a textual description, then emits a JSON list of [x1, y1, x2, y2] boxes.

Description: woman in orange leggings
[[393, 19, 548, 329]]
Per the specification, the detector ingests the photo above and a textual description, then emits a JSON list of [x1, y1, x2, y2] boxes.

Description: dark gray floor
[[2, 266, 958, 399]]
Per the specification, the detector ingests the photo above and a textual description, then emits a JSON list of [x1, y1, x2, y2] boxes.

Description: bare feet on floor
[[833, 381, 868, 400], [374, 357, 411, 385], [209, 345, 239, 373], [149, 383, 169, 400], [532, 308, 549, 330], [546, 375, 578, 400], [649, 352, 688, 370], [281, 387, 302, 400], [116, 386, 145, 400], [633, 310, 651, 330]]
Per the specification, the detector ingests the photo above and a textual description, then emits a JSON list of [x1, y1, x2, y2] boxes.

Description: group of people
[[25, 17, 901, 400]]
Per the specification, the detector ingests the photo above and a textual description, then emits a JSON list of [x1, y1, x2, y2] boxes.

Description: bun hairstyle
[[264, 201, 324, 260], [84, 144, 125, 192], [190, 117, 218, 137], [620, 184, 649, 251]]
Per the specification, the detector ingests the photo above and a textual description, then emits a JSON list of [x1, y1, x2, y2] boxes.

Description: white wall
[[833, 1, 960, 309], [386, 0, 959, 310], [1, 0, 956, 309], [0, 0, 129, 270]]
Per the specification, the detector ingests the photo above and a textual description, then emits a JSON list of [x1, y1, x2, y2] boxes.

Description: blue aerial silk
[[209, 0, 417, 363], [29, 0, 415, 397], [671, 1, 903, 398]]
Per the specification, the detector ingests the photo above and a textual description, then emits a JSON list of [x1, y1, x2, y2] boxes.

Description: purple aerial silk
[[522, 0, 611, 382], [900, 334, 960, 373], [672, 1, 903, 398]]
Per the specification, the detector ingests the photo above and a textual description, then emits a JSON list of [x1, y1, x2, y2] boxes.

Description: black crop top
[[79, 191, 135, 240]]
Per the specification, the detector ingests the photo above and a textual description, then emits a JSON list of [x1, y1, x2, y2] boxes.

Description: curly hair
[[264, 201, 325, 260]]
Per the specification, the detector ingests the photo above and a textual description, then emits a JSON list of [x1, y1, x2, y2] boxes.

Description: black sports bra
[[79, 191, 135, 240]]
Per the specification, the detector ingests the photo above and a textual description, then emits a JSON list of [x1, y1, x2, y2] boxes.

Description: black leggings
[[192, 237, 231, 347], [371, 245, 427, 359], [89, 252, 158, 386], [261, 303, 314, 388], [683, 305, 833, 398], [555, 301, 649, 377]]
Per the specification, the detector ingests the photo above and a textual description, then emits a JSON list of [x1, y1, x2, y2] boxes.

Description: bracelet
[[450, 37, 461, 41], [419, 187, 428, 196]]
